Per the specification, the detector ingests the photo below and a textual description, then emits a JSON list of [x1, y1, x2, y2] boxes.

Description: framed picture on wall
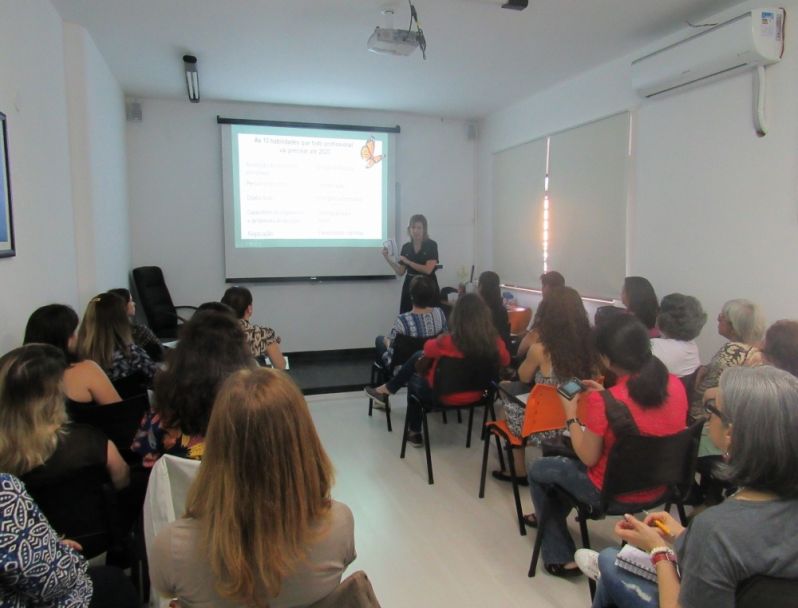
[[0, 111, 14, 258]]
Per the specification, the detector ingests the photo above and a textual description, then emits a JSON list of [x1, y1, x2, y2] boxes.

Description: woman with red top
[[525, 314, 687, 577], [367, 294, 510, 447]]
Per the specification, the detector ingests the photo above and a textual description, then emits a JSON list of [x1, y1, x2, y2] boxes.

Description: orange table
[[507, 306, 532, 335]]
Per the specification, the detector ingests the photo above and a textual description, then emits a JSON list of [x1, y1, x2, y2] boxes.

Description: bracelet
[[649, 546, 671, 557], [565, 417, 581, 428], [650, 547, 677, 568]]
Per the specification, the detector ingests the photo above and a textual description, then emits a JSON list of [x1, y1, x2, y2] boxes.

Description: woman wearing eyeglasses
[[577, 365, 798, 607]]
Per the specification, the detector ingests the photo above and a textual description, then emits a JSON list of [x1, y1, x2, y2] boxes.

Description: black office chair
[[400, 356, 499, 484], [131, 266, 197, 340], [111, 371, 151, 400], [528, 419, 704, 597], [369, 334, 430, 431], [736, 575, 798, 607]]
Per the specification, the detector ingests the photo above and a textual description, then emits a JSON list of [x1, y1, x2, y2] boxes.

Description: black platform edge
[[303, 383, 369, 396], [286, 348, 374, 363]]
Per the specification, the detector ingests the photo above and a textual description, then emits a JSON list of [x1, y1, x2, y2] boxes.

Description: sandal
[[522, 513, 538, 528], [544, 563, 583, 578], [491, 470, 529, 486]]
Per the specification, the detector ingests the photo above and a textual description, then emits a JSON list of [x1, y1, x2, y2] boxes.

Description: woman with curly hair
[[131, 310, 256, 466], [494, 286, 595, 483], [650, 293, 707, 378]]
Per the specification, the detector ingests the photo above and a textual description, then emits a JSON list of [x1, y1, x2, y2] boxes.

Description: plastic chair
[[142, 455, 202, 608], [368, 334, 430, 431], [131, 266, 197, 341], [400, 356, 499, 484], [479, 384, 589, 536], [528, 419, 704, 598], [736, 575, 798, 607]]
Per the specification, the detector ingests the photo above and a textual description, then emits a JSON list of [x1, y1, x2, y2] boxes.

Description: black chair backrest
[[111, 370, 150, 400], [433, 356, 498, 399], [67, 393, 149, 458], [132, 266, 179, 339], [679, 366, 702, 409], [736, 575, 798, 607], [601, 419, 703, 510], [391, 334, 432, 368]]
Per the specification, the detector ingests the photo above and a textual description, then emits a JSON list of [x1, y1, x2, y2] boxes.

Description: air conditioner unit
[[632, 8, 784, 98]]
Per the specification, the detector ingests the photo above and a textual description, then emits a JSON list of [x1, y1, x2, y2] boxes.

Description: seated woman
[[0, 344, 130, 560], [78, 292, 158, 384], [691, 298, 765, 418], [373, 275, 447, 371], [151, 367, 355, 607], [478, 270, 510, 350], [581, 365, 798, 607], [650, 293, 707, 378], [221, 285, 286, 369], [762, 319, 798, 377], [131, 310, 255, 466], [108, 287, 164, 362], [622, 276, 660, 338], [368, 294, 510, 447], [525, 314, 687, 577], [495, 286, 595, 483], [24, 303, 121, 406]]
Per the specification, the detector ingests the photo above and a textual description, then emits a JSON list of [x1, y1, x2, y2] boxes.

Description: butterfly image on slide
[[360, 137, 384, 168]]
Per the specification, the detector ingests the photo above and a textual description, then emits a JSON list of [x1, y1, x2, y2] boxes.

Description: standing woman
[[151, 368, 356, 607], [383, 214, 439, 313]]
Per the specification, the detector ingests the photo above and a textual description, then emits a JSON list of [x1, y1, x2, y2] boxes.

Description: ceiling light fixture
[[183, 54, 200, 103]]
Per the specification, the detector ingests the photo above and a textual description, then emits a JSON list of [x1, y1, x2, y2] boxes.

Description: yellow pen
[[643, 510, 672, 536]]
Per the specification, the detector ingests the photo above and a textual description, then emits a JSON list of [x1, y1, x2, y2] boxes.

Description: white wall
[[126, 99, 477, 351], [0, 0, 79, 352], [478, 0, 798, 359], [63, 22, 130, 305]]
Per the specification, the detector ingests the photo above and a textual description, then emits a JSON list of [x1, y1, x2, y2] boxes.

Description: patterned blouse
[[690, 341, 761, 419], [383, 308, 448, 366], [131, 408, 205, 467], [0, 474, 92, 607], [105, 344, 158, 382], [240, 319, 281, 358]]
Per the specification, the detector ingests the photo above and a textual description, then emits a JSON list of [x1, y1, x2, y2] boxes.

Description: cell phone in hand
[[557, 377, 586, 400]]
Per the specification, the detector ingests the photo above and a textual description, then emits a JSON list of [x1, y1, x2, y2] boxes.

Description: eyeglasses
[[703, 399, 730, 423]]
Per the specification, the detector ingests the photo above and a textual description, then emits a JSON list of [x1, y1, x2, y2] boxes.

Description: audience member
[[495, 286, 595, 483], [525, 315, 687, 576], [151, 367, 355, 607], [196, 300, 237, 317], [622, 276, 660, 337], [373, 275, 446, 371], [221, 285, 286, 368], [478, 270, 511, 349], [691, 298, 764, 417], [540, 270, 565, 299], [763, 319, 798, 377], [107, 287, 163, 361], [581, 366, 798, 607], [23, 304, 121, 406], [0, 344, 130, 559], [78, 292, 157, 384], [131, 310, 255, 466], [650, 293, 707, 377], [368, 294, 510, 447]]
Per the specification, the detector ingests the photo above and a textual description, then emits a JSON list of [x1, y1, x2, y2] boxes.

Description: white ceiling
[[51, 0, 745, 119]]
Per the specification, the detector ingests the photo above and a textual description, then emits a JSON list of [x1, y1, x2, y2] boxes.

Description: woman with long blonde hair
[[151, 368, 355, 607]]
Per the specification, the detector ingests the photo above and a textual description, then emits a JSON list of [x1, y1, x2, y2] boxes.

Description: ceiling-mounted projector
[[367, 27, 421, 56]]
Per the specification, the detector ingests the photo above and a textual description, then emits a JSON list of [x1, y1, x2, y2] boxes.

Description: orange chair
[[478, 384, 589, 535], [507, 306, 533, 335]]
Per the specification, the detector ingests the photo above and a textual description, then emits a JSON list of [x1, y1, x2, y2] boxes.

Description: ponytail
[[626, 354, 669, 407]]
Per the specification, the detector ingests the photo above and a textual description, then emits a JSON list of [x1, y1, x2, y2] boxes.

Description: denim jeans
[[527, 456, 602, 565], [375, 336, 388, 365], [592, 547, 659, 608], [385, 351, 424, 394]]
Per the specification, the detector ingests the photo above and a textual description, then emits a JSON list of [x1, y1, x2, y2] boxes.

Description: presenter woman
[[383, 214, 439, 313]]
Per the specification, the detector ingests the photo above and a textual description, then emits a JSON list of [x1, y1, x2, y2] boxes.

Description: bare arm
[[518, 342, 544, 384], [83, 361, 122, 405], [106, 441, 130, 490], [266, 341, 286, 370], [399, 256, 437, 276], [560, 388, 603, 466], [382, 248, 406, 276]]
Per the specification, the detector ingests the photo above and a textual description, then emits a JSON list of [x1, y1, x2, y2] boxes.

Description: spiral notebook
[[614, 545, 658, 582]]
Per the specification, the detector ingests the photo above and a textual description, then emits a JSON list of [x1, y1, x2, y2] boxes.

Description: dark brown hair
[[448, 294, 498, 360], [535, 286, 594, 379]]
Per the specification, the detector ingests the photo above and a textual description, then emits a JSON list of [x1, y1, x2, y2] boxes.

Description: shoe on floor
[[544, 563, 583, 578], [365, 386, 389, 408], [406, 431, 423, 448], [522, 513, 538, 528], [574, 549, 601, 581], [491, 470, 529, 486]]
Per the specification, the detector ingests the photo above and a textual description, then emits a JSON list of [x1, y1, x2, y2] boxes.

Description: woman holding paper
[[579, 365, 798, 607], [382, 214, 439, 313]]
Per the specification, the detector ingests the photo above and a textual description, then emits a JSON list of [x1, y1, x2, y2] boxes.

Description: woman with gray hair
[[579, 365, 798, 607], [691, 298, 765, 419], [651, 293, 707, 378]]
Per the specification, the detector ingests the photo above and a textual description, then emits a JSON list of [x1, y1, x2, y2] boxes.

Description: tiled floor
[[307, 390, 623, 608]]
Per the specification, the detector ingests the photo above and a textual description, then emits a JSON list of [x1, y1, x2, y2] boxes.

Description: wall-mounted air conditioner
[[632, 8, 784, 99]]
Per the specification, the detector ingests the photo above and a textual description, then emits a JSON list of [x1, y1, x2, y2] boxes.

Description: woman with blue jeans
[[526, 315, 687, 576]]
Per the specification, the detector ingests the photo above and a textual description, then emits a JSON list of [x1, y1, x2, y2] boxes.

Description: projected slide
[[232, 125, 389, 248]]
